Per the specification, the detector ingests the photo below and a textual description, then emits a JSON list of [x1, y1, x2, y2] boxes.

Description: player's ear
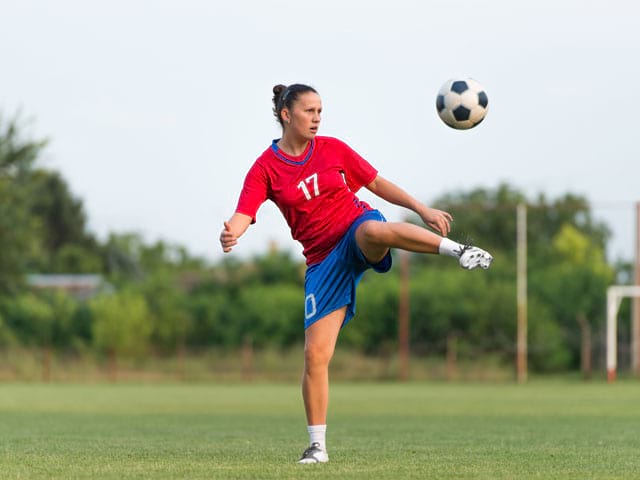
[[281, 108, 291, 124]]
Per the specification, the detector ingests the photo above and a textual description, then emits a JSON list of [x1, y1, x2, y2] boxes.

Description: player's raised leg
[[355, 220, 493, 270]]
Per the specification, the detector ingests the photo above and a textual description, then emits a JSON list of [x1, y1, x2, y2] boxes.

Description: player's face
[[286, 92, 322, 141]]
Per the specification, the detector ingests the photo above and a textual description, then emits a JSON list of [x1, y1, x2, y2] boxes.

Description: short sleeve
[[235, 161, 269, 223], [335, 138, 378, 192]]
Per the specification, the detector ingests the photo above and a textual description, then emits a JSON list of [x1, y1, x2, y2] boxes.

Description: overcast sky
[[2, 0, 639, 264]]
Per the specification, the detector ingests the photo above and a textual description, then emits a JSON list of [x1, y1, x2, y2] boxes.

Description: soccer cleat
[[298, 442, 329, 464], [457, 245, 493, 270]]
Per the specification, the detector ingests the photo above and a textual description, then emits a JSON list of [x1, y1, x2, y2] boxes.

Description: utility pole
[[633, 202, 640, 377], [516, 203, 528, 383], [398, 250, 410, 381]]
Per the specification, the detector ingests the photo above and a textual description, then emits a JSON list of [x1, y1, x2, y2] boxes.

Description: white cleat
[[458, 245, 493, 270], [298, 442, 329, 464]]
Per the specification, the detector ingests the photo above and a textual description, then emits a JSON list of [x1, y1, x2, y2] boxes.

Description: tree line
[[0, 115, 632, 374]]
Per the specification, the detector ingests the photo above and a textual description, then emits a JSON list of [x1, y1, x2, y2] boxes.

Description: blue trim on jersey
[[271, 139, 315, 165]]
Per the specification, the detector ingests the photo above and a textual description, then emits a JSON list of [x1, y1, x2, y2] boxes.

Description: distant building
[[26, 274, 113, 300]]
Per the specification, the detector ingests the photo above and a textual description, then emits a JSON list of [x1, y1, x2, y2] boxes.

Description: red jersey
[[235, 136, 378, 265]]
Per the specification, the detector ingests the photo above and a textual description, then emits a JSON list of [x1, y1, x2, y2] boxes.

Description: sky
[[1, 0, 639, 264]]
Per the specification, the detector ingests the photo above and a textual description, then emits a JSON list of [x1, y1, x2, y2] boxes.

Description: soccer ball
[[436, 78, 489, 130]]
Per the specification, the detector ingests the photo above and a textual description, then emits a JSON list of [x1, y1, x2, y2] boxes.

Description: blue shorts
[[303, 209, 392, 329]]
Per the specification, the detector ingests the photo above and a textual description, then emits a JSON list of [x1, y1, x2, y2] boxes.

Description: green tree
[[29, 170, 98, 255], [0, 115, 102, 284], [90, 292, 153, 379], [0, 311, 17, 346], [102, 235, 206, 283], [51, 244, 104, 274], [531, 224, 614, 371], [238, 283, 303, 348], [407, 266, 511, 356], [1, 292, 59, 380], [341, 273, 399, 354], [527, 298, 572, 372], [46, 290, 81, 349], [187, 291, 238, 347], [0, 116, 47, 293], [2, 293, 54, 347], [141, 273, 192, 353], [102, 233, 144, 281], [250, 248, 304, 286]]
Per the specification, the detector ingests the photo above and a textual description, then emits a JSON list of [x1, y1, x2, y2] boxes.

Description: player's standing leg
[[298, 306, 346, 464]]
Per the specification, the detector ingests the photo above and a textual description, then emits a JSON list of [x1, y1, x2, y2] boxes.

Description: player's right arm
[[223, 157, 269, 253], [220, 213, 253, 253]]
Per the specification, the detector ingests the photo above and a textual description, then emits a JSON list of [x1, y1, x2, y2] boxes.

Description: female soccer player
[[220, 83, 492, 464]]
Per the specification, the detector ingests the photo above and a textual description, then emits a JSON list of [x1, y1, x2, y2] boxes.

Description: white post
[[516, 203, 528, 383], [607, 289, 620, 382], [632, 202, 640, 376], [607, 285, 640, 382]]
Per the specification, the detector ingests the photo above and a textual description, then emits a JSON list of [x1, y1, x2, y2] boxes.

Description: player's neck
[[277, 134, 309, 157]]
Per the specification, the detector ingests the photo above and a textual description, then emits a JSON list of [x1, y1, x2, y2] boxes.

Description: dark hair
[[272, 83, 318, 127]]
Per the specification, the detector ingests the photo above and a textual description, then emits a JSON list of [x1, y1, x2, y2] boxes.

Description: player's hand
[[220, 221, 238, 253], [419, 207, 452, 237]]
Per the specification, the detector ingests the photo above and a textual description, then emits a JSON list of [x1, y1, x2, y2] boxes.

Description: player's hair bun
[[272, 84, 287, 109], [273, 84, 287, 96]]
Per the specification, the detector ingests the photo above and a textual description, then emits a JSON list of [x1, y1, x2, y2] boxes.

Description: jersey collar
[[271, 139, 315, 165]]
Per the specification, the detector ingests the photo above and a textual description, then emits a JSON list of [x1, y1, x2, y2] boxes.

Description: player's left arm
[[365, 175, 452, 236]]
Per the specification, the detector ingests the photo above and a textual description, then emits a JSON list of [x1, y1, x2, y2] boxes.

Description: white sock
[[438, 237, 464, 258], [307, 424, 326, 451]]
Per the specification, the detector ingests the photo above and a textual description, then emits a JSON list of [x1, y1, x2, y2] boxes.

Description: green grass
[[1, 381, 639, 479]]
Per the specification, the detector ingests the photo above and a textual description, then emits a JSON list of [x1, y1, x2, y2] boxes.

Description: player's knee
[[357, 220, 386, 244], [304, 342, 333, 370]]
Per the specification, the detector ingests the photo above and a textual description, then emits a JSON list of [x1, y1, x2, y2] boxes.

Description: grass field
[[1, 381, 639, 479]]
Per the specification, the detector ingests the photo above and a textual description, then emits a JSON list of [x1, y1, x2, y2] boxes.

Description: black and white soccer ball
[[436, 78, 489, 130]]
